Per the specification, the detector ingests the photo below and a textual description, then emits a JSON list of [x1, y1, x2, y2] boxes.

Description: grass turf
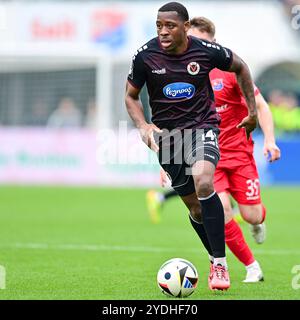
[[0, 186, 299, 300]]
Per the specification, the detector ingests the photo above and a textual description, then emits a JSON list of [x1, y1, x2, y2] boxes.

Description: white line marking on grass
[[1, 243, 300, 256], [12, 243, 178, 253]]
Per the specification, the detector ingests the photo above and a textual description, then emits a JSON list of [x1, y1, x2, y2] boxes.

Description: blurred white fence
[[0, 1, 299, 129]]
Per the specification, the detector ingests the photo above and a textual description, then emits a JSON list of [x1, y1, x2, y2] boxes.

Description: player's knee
[[194, 176, 214, 198], [243, 215, 259, 225], [240, 207, 262, 224]]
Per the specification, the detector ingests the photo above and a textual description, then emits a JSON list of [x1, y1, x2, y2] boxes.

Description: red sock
[[260, 205, 266, 223], [225, 219, 255, 266]]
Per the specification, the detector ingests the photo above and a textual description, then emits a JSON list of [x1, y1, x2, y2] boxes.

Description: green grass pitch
[[0, 186, 300, 300]]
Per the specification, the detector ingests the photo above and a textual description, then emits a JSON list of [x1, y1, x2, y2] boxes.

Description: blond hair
[[190, 17, 216, 38]]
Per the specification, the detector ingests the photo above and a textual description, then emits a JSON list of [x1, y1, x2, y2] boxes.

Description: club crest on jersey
[[187, 62, 200, 75], [212, 78, 224, 91], [163, 82, 195, 99]]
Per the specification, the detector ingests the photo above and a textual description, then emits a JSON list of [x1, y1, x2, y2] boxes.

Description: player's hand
[[263, 141, 281, 162], [139, 124, 162, 152], [236, 115, 257, 140], [159, 169, 168, 187]]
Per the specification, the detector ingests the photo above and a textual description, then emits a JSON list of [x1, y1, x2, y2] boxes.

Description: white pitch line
[[1, 243, 300, 256]]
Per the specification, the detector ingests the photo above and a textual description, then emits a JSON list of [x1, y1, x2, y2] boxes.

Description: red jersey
[[209, 69, 260, 165]]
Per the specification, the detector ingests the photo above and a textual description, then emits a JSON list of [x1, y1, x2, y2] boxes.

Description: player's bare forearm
[[125, 81, 162, 152], [125, 81, 148, 129], [256, 94, 275, 143], [229, 53, 257, 138], [125, 97, 147, 129], [229, 53, 257, 118], [256, 93, 281, 161]]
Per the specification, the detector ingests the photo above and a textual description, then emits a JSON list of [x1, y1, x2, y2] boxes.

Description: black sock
[[200, 192, 225, 258], [189, 214, 213, 256], [164, 190, 178, 200]]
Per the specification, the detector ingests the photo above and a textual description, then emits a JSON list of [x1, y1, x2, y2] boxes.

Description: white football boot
[[250, 222, 266, 244], [243, 261, 264, 283]]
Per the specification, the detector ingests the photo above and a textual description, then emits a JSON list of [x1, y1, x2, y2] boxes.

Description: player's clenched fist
[[263, 141, 281, 162]]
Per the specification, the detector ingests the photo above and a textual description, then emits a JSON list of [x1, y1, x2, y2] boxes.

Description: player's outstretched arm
[[228, 52, 257, 139], [125, 81, 162, 152], [256, 93, 281, 162]]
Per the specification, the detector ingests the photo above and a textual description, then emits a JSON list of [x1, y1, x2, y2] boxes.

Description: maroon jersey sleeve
[[209, 43, 233, 71], [127, 51, 146, 89]]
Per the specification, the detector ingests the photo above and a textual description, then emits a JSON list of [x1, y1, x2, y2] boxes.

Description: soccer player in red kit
[[188, 17, 281, 282]]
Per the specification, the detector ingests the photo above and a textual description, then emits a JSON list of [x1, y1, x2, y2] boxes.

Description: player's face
[[156, 11, 189, 54], [187, 27, 215, 42]]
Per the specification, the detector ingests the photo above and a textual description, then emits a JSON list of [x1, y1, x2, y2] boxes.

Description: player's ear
[[184, 21, 190, 32]]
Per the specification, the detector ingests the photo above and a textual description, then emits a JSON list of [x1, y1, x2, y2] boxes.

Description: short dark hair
[[190, 17, 216, 38], [158, 2, 189, 22]]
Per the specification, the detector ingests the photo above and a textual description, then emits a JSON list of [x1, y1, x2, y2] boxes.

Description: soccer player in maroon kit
[[125, 2, 258, 291], [188, 17, 281, 282]]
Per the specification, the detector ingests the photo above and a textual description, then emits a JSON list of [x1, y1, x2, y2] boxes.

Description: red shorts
[[214, 156, 261, 205]]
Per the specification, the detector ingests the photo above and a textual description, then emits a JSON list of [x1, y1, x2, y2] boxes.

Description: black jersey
[[128, 36, 233, 130]]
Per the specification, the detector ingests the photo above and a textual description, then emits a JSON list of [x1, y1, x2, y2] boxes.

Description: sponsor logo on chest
[[152, 68, 166, 75], [163, 82, 195, 99], [211, 78, 224, 91], [216, 104, 228, 113]]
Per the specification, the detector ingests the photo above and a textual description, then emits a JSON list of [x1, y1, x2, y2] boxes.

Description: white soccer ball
[[157, 258, 198, 298]]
